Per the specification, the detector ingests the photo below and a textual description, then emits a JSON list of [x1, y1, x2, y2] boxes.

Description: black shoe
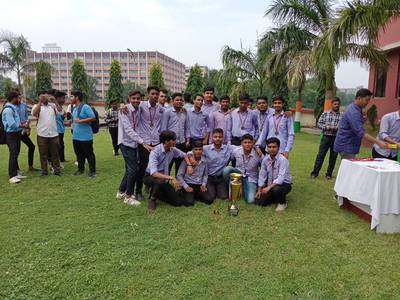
[[29, 167, 40, 172], [41, 171, 48, 176], [310, 174, 317, 179], [74, 170, 84, 176], [54, 171, 61, 176], [148, 197, 157, 211], [135, 193, 144, 201], [88, 172, 96, 178]]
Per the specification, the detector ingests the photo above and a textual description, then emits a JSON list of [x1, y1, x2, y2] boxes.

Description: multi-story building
[[26, 44, 186, 99], [185, 65, 210, 82]]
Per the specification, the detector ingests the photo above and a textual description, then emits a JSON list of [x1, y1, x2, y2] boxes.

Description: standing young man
[[372, 101, 400, 161], [229, 92, 258, 146], [209, 95, 231, 144], [161, 92, 190, 173], [223, 134, 263, 204], [143, 130, 193, 211], [32, 91, 61, 176], [55, 91, 67, 163], [159, 89, 170, 108], [187, 94, 211, 146], [254, 96, 274, 152], [2, 91, 29, 183], [70, 90, 96, 177], [177, 140, 213, 206], [136, 86, 164, 201], [256, 96, 295, 159], [256, 137, 293, 212], [104, 100, 120, 156], [202, 86, 220, 117], [117, 90, 152, 206], [203, 128, 234, 201], [334, 89, 387, 159], [310, 97, 342, 179]]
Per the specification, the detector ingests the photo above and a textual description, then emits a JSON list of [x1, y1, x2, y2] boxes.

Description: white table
[[334, 159, 400, 233]]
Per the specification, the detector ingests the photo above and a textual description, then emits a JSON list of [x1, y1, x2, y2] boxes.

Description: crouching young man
[[143, 130, 194, 211], [176, 140, 213, 206], [255, 137, 292, 212]]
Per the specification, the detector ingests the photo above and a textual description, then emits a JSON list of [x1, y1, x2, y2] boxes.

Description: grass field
[[1, 130, 400, 299]]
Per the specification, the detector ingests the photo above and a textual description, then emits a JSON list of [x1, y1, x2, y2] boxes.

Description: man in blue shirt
[[255, 137, 293, 212], [2, 91, 29, 184], [143, 130, 194, 211], [55, 91, 67, 162], [334, 89, 387, 159], [70, 90, 96, 177]]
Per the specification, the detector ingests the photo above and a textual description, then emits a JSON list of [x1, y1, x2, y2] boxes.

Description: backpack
[[0, 105, 16, 145], [77, 104, 100, 134]]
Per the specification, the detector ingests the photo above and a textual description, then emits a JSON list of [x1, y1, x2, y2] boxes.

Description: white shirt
[[32, 103, 59, 138]]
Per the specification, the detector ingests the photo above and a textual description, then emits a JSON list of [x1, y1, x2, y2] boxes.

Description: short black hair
[[257, 96, 268, 103], [160, 88, 168, 94], [71, 90, 84, 101], [128, 90, 141, 97], [55, 90, 67, 98], [212, 128, 224, 135], [6, 91, 20, 102], [332, 97, 341, 104], [171, 92, 183, 100], [220, 95, 230, 102], [192, 140, 203, 149], [356, 88, 373, 98], [147, 86, 160, 93], [273, 95, 285, 103], [266, 137, 280, 147], [159, 130, 176, 143], [110, 99, 118, 104], [241, 134, 254, 142], [194, 94, 204, 100], [204, 86, 214, 93], [37, 90, 47, 96], [46, 89, 57, 96], [239, 92, 250, 101]]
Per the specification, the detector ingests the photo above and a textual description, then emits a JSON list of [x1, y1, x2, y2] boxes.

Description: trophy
[[229, 173, 242, 216]]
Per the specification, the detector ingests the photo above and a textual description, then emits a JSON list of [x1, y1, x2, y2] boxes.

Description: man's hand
[[186, 165, 194, 175], [120, 104, 129, 114], [284, 111, 293, 117], [200, 185, 207, 192], [261, 186, 271, 194], [255, 190, 261, 199], [185, 139, 190, 148], [185, 186, 194, 193], [255, 147, 263, 157], [377, 140, 388, 149], [171, 178, 181, 190], [188, 154, 197, 166], [283, 151, 289, 159], [75, 118, 82, 123], [143, 144, 153, 152]]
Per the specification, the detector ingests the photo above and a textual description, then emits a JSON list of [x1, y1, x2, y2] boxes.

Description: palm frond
[[221, 46, 260, 81]]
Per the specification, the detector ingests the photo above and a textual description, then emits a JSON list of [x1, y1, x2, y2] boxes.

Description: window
[[375, 69, 387, 97], [398, 62, 400, 98]]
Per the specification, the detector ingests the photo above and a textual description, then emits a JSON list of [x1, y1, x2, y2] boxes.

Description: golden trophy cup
[[229, 173, 242, 216]]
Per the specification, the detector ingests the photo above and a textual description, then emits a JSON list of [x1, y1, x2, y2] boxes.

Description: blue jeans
[[222, 166, 257, 204], [119, 145, 138, 196]]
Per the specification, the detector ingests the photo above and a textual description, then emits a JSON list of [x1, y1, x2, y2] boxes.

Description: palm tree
[[221, 45, 268, 95], [0, 32, 35, 91]]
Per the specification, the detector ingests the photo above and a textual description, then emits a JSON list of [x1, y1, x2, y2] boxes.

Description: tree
[[0, 32, 35, 90], [35, 60, 53, 93], [71, 59, 89, 102], [106, 59, 123, 106], [0, 75, 17, 98], [149, 62, 165, 89], [122, 81, 145, 101], [185, 64, 204, 97], [87, 75, 99, 101]]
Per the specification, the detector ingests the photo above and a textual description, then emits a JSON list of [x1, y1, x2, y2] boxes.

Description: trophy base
[[229, 205, 239, 216]]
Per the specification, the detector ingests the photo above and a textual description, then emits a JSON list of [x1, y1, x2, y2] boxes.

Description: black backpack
[[0, 105, 16, 145], [77, 104, 100, 134]]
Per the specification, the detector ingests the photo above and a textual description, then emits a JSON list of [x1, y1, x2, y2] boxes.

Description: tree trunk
[[324, 67, 336, 112], [17, 68, 22, 91]]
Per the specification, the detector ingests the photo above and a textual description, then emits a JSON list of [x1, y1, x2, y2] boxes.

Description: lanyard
[[259, 112, 267, 132], [238, 111, 248, 130], [273, 114, 283, 135], [149, 106, 156, 128], [267, 159, 276, 185], [242, 153, 251, 175], [131, 110, 138, 130]]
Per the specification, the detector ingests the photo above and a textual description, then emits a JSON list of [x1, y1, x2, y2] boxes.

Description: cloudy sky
[[1, 0, 369, 88]]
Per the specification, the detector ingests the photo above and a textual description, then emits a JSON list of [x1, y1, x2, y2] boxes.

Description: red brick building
[[368, 17, 400, 118]]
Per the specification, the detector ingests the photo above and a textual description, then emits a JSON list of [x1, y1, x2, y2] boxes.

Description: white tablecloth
[[334, 159, 400, 229]]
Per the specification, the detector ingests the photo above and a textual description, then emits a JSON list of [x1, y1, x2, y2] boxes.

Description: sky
[[0, 0, 369, 88]]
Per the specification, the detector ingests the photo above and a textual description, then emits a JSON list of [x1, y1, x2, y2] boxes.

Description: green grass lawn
[[1, 130, 399, 299]]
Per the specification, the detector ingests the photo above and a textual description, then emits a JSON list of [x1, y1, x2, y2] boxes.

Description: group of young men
[[115, 86, 294, 211], [1, 89, 97, 183]]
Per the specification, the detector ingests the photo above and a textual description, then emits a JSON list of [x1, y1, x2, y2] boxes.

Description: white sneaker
[[16, 174, 27, 179], [276, 203, 288, 212], [74, 161, 78, 166], [116, 191, 126, 200], [9, 177, 21, 184], [125, 196, 141, 206]]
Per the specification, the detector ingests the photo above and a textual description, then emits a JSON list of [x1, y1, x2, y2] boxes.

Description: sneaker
[[9, 176, 21, 184], [126, 196, 141, 206], [276, 203, 288, 212], [88, 172, 96, 178], [16, 174, 27, 179], [17, 170, 24, 177], [116, 191, 126, 200], [113, 150, 119, 156], [148, 197, 157, 211], [41, 171, 49, 176], [135, 193, 144, 201], [73, 170, 84, 176], [310, 173, 317, 179], [74, 161, 78, 166], [325, 175, 332, 180]]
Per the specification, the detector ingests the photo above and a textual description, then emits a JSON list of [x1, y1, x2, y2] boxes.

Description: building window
[[398, 63, 400, 98], [375, 69, 387, 97]]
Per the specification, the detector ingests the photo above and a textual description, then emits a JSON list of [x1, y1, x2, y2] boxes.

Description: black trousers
[[20, 133, 35, 167], [311, 135, 338, 177], [372, 148, 397, 161], [109, 127, 119, 153], [206, 175, 228, 200], [137, 144, 154, 195], [143, 174, 184, 206], [255, 183, 292, 206], [169, 143, 187, 175], [73, 140, 96, 173], [59, 133, 65, 162], [6, 132, 21, 178], [230, 136, 241, 167], [181, 183, 214, 206]]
